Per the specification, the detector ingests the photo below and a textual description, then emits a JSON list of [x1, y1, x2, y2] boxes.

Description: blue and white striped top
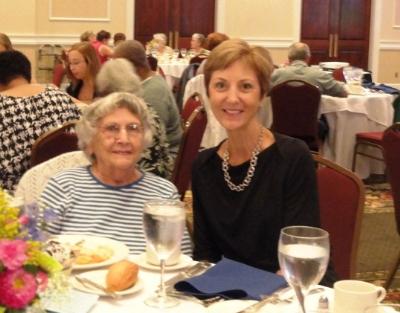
[[40, 166, 192, 255]]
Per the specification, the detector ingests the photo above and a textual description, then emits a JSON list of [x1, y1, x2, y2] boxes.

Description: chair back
[[52, 61, 66, 87], [332, 67, 346, 82], [30, 121, 79, 167], [382, 123, 400, 234], [171, 105, 207, 199], [15, 151, 90, 204], [181, 92, 202, 124], [147, 55, 158, 71], [313, 153, 365, 279], [270, 79, 321, 151]]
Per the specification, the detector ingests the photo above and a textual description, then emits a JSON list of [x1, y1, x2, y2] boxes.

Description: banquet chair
[[313, 153, 365, 279], [171, 105, 207, 200], [381, 123, 400, 288], [332, 67, 346, 82], [52, 61, 66, 87], [15, 151, 90, 204], [181, 92, 203, 124], [30, 121, 79, 167], [351, 96, 400, 172], [270, 80, 321, 151]]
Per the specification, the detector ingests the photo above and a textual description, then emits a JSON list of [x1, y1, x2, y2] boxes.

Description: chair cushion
[[356, 131, 383, 144]]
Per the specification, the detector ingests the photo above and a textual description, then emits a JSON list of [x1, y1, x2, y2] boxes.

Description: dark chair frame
[[382, 123, 400, 288], [270, 79, 321, 151], [313, 153, 365, 279], [30, 121, 79, 167]]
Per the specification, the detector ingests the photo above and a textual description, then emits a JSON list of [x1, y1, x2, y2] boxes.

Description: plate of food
[[72, 260, 143, 297], [46, 234, 129, 270], [132, 252, 194, 271]]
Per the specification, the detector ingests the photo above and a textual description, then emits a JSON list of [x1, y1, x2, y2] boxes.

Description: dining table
[[183, 74, 395, 179], [158, 59, 189, 90], [65, 255, 333, 313]]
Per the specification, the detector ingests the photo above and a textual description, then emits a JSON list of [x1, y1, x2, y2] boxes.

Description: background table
[[159, 60, 189, 90]]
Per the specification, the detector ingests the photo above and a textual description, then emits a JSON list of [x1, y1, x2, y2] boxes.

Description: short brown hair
[[204, 39, 274, 98], [205, 32, 229, 51], [113, 40, 150, 70]]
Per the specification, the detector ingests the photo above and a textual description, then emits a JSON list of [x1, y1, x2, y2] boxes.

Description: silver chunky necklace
[[222, 128, 264, 192]]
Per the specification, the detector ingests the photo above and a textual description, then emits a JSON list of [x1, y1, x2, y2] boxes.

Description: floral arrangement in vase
[[0, 189, 63, 313]]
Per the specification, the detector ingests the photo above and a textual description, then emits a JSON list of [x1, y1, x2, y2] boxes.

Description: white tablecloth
[[321, 93, 394, 179], [80, 256, 332, 313], [159, 60, 189, 90], [184, 75, 394, 179]]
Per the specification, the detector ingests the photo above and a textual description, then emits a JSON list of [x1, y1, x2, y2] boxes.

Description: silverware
[[164, 261, 212, 291], [270, 287, 325, 304], [236, 286, 291, 313], [74, 276, 120, 299], [167, 290, 223, 307]]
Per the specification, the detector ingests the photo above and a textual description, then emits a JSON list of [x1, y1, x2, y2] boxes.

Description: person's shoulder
[[273, 133, 311, 158], [141, 172, 177, 191], [193, 146, 219, 169], [50, 166, 89, 182]]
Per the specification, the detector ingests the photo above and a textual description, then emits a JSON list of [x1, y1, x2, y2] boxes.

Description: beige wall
[[377, 0, 400, 83]]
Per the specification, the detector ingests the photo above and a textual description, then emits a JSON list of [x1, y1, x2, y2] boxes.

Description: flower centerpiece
[[0, 189, 63, 313]]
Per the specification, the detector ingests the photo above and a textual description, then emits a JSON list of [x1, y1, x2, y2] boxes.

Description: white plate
[[207, 300, 257, 313], [131, 252, 194, 271], [72, 269, 143, 296], [53, 234, 129, 270]]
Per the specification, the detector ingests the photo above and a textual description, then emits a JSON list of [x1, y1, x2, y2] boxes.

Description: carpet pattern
[[358, 183, 399, 303]]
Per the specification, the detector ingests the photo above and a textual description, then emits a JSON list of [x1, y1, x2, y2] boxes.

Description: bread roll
[[106, 260, 139, 291]]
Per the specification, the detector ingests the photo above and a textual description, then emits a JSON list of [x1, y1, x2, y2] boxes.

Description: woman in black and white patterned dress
[[0, 50, 81, 191]]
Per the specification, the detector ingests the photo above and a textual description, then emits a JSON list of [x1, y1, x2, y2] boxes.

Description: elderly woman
[[191, 39, 336, 285], [190, 33, 209, 56], [96, 58, 173, 178], [41, 92, 192, 254], [152, 33, 173, 58], [66, 42, 100, 103], [0, 50, 81, 191]]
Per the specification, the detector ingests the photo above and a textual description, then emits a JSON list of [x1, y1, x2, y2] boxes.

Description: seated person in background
[[114, 40, 182, 157], [66, 42, 100, 103], [271, 42, 347, 140], [80, 31, 96, 43], [0, 50, 81, 191], [96, 58, 174, 178], [191, 39, 336, 285], [190, 33, 209, 56], [113, 32, 126, 47], [151, 33, 173, 59], [271, 42, 347, 97], [0, 33, 13, 52], [196, 32, 229, 75], [40, 92, 192, 255], [91, 30, 114, 64]]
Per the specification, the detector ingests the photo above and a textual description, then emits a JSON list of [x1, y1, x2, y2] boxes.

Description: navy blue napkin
[[174, 257, 287, 300]]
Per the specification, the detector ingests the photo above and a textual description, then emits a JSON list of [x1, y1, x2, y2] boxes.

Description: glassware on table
[[143, 199, 186, 308], [364, 304, 400, 313], [173, 48, 180, 60], [180, 48, 187, 59], [278, 226, 330, 313]]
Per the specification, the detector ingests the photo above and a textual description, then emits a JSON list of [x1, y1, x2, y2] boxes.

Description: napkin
[[44, 289, 99, 313], [174, 257, 287, 300]]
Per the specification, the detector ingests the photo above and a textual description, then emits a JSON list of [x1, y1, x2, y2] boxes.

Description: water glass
[[278, 226, 330, 313], [143, 199, 185, 308]]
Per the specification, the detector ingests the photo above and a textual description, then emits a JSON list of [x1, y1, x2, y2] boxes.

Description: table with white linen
[[83, 256, 332, 313], [159, 59, 189, 90], [320, 93, 394, 179]]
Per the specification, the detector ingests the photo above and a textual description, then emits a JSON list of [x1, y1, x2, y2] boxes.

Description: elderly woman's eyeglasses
[[100, 123, 143, 139]]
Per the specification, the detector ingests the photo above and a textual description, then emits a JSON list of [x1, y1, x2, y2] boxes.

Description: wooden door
[[301, 0, 371, 69], [134, 0, 215, 49]]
